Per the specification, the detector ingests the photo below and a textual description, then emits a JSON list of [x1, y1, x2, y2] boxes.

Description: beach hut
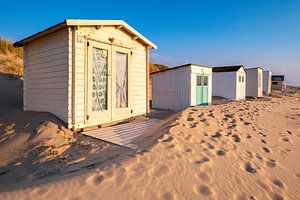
[[212, 65, 246, 100], [151, 64, 212, 111], [263, 70, 272, 94], [271, 75, 285, 91], [14, 19, 157, 130], [245, 67, 263, 98]]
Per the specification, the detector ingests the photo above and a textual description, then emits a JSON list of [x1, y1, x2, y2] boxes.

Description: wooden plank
[[82, 119, 159, 149]]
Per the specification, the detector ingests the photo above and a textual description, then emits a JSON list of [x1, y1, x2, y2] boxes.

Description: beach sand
[[0, 88, 300, 200]]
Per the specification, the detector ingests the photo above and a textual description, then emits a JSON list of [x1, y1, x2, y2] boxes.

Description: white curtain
[[116, 52, 128, 108]]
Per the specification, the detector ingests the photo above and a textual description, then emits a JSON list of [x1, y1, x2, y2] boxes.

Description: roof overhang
[[14, 19, 157, 49]]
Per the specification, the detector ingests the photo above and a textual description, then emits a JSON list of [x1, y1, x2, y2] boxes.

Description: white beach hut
[[151, 64, 212, 111], [245, 67, 263, 98], [263, 70, 272, 94], [212, 65, 246, 100], [14, 19, 157, 130]]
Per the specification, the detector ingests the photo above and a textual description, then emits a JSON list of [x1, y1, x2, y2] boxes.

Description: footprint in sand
[[232, 134, 241, 143], [206, 142, 215, 150], [152, 165, 169, 177], [160, 191, 173, 200], [261, 139, 267, 144], [86, 174, 105, 186], [216, 149, 226, 156], [195, 156, 210, 165], [187, 117, 194, 121], [262, 147, 271, 153], [273, 193, 284, 200], [244, 162, 257, 174], [194, 184, 212, 196], [196, 171, 211, 182], [272, 179, 285, 189], [266, 159, 277, 168]]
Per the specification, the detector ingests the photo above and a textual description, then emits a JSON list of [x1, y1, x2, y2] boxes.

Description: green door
[[196, 75, 209, 105]]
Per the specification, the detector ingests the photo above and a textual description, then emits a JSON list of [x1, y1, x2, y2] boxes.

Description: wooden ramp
[[82, 119, 160, 149]]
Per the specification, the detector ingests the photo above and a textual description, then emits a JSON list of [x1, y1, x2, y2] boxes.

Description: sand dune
[[0, 90, 300, 200]]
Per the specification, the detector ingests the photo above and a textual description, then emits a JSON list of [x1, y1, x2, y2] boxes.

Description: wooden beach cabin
[[151, 64, 212, 111], [212, 65, 246, 100], [263, 70, 272, 94], [14, 19, 157, 130], [271, 75, 285, 91], [245, 67, 263, 98]]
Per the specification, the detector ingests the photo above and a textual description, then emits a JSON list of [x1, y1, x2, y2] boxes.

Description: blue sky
[[1, 0, 299, 86]]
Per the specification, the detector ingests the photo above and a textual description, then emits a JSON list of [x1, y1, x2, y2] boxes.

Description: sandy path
[[1, 92, 300, 200]]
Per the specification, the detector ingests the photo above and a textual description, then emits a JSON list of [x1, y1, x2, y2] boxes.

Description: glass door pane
[[92, 47, 108, 111], [116, 52, 128, 108]]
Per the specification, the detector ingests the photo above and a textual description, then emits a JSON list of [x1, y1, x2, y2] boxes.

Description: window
[[116, 52, 128, 108], [203, 76, 208, 86], [272, 81, 278, 85], [197, 76, 202, 86]]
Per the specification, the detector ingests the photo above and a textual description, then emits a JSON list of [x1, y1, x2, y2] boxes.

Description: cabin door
[[86, 41, 112, 125], [238, 75, 245, 100], [111, 46, 131, 121], [196, 75, 209, 105]]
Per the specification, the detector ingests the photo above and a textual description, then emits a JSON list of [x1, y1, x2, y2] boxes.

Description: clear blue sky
[[1, 0, 299, 86]]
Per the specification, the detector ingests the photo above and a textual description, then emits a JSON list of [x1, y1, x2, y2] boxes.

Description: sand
[[0, 89, 300, 200]]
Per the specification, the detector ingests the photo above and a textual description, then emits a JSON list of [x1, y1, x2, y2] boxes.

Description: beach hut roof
[[212, 65, 245, 73], [272, 75, 285, 81], [14, 19, 157, 49], [151, 63, 211, 74]]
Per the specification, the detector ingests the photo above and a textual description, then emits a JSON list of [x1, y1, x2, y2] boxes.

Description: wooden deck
[[82, 119, 160, 149]]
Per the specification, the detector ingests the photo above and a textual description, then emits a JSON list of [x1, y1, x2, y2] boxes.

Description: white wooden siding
[[152, 66, 191, 111], [263, 71, 272, 94], [212, 71, 236, 99], [25, 28, 70, 123], [246, 68, 263, 97]]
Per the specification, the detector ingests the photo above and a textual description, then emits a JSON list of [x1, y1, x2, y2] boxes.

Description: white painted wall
[[246, 68, 263, 97], [24, 28, 70, 123], [152, 66, 190, 110], [190, 65, 212, 105], [212, 72, 237, 100], [263, 71, 272, 94]]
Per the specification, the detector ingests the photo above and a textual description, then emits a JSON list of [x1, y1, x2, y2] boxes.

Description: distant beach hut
[[271, 75, 285, 91], [263, 70, 272, 94], [245, 67, 263, 98], [151, 64, 212, 111], [212, 65, 246, 100], [14, 19, 157, 130]]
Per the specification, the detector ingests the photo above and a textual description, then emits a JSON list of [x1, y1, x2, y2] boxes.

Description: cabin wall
[[70, 26, 148, 128], [272, 81, 284, 91], [152, 66, 190, 111], [246, 69, 258, 97], [246, 69, 263, 97], [263, 71, 272, 94], [212, 72, 237, 100], [190, 65, 212, 105], [24, 28, 70, 123]]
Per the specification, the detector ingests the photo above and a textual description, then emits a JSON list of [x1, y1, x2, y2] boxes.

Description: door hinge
[[87, 42, 90, 46]]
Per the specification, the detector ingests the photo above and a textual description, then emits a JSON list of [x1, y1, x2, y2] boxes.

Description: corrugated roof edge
[[150, 63, 211, 75], [14, 19, 157, 49]]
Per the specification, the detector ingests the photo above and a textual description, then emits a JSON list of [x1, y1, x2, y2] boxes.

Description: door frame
[[86, 40, 112, 125], [196, 74, 209, 105]]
